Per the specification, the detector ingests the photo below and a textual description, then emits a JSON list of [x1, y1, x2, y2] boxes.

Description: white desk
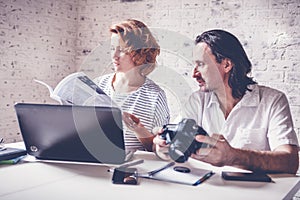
[[0, 149, 299, 200]]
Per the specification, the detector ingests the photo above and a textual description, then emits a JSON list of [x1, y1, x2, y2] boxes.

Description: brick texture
[[0, 0, 299, 144]]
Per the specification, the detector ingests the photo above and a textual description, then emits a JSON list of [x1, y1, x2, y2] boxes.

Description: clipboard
[[138, 162, 214, 186]]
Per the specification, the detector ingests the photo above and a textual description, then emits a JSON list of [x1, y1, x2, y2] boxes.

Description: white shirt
[[182, 84, 299, 151]]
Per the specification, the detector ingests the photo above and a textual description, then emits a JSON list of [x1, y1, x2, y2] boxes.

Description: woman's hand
[[122, 112, 140, 131], [122, 112, 154, 151], [152, 127, 171, 161]]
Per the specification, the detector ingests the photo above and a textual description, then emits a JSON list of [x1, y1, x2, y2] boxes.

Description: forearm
[[134, 126, 155, 152], [122, 112, 155, 151], [139, 135, 155, 152], [230, 146, 299, 174]]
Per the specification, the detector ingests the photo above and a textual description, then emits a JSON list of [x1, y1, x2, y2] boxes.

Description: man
[[154, 29, 299, 174]]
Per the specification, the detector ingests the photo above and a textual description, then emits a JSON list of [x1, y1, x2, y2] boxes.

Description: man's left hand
[[191, 134, 236, 167]]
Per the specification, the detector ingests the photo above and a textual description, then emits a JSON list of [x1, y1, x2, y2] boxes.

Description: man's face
[[192, 42, 225, 92]]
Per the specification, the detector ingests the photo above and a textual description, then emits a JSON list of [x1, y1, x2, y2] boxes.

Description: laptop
[[14, 103, 126, 165]]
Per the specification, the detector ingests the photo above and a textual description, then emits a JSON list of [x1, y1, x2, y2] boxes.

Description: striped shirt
[[94, 73, 170, 151]]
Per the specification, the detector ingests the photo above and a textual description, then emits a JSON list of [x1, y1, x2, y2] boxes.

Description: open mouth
[[196, 78, 205, 85]]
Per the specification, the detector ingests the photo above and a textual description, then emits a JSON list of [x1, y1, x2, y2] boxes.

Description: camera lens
[[169, 145, 190, 163]]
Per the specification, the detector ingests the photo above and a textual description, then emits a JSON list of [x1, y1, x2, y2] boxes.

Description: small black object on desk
[[174, 166, 191, 173], [0, 147, 27, 161]]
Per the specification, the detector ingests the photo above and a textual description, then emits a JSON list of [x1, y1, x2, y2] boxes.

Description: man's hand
[[191, 134, 236, 167], [152, 128, 171, 161], [191, 133, 299, 173]]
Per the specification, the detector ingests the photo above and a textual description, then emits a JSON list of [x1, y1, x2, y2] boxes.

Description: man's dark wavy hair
[[195, 29, 257, 99]]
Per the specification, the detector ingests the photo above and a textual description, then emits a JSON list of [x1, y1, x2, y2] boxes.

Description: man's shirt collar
[[207, 84, 259, 108]]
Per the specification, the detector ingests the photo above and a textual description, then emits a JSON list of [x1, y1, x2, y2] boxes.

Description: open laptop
[[14, 103, 126, 165]]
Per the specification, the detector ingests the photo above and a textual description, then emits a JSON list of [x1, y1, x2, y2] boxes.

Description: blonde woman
[[94, 19, 170, 152]]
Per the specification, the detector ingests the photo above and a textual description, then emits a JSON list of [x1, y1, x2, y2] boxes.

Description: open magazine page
[[52, 72, 114, 107], [67, 79, 114, 107], [56, 80, 91, 105], [34, 79, 63, 104], [83, 94, 117, 107]]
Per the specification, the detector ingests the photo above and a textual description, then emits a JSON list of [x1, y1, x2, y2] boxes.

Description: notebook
[[14, 103, 126, 165], [0, 147, 27, 162]]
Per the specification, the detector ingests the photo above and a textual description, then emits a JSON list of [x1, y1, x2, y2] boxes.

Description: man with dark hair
[[154, 29, 299, 174]]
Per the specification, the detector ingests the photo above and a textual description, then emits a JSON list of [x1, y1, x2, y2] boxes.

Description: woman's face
[[110, 33, 135, 73]]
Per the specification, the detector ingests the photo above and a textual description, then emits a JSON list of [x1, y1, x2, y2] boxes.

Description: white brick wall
[[0, 0, 78, 142], [0, 0, 299, 143]]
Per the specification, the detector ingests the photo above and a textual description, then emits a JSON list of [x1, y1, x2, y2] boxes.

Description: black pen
[[136, 162, 176, 178], [193, 171, 215, 186], [148, 162, 175, 176], [0, 138, 6, 151], [119, 159, 144, 168], [107, 159, 144, 173]]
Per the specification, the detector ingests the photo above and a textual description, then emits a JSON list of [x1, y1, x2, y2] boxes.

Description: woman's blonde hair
[[109, 19, 160, 75]]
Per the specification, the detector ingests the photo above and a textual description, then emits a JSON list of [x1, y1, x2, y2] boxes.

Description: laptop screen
[[15, 103, 126, 164]]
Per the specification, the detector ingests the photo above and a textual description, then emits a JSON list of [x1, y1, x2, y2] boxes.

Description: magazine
[[34, 72, 114, 107]]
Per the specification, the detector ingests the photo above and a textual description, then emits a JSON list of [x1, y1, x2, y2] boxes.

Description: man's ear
[[222, 58, 233, 73]]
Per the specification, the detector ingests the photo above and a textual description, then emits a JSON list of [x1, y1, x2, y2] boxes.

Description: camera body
[[160, 118, 209, 163]]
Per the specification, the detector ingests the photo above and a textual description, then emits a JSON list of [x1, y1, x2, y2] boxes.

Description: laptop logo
[[30, 146, 38, 152]]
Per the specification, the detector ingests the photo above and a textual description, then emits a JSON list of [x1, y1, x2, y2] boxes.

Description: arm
[[152, 130, 172, 160], [122, 90, 169, 152], [192, 134, 299, 174], [122, 112, 154, 151], [234, 144, 299, 173]]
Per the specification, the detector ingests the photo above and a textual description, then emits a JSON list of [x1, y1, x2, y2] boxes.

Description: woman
[[94, 19, 170, 152]]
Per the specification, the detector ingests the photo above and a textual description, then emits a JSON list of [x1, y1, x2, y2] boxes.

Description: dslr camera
[[160, 118, 209, 163]]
